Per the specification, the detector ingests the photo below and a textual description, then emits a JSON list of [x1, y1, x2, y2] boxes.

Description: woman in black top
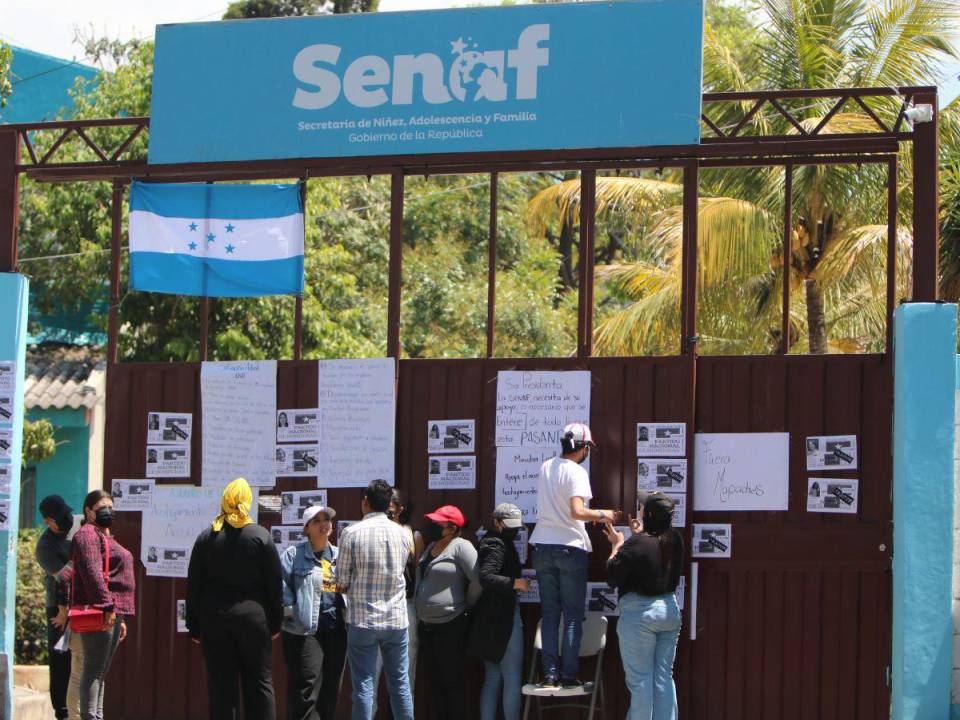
[[602, 492, 684, 720], [186, 478, 283, 720]]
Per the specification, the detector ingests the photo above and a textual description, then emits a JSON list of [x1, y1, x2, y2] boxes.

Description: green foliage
[[15, 528, 49, 665], [0, 42, 11, 108], [223, 0, 377, 18], [23, 419, 57, 467]]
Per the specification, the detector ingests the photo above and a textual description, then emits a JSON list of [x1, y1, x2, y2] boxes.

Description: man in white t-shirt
[[529, 423, 620, 694]]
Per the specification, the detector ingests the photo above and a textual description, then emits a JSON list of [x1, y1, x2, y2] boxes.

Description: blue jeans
[[346, 625, 413, 720], [480, 606, 523, 720], [532, 544, 589, 680], [616, 593, 681, 720]]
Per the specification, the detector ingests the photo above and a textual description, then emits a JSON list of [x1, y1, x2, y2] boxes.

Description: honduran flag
[[129, 181, 304, 297]]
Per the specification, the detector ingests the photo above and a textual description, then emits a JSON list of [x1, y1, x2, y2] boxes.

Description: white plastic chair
[[521, 612, 608, 720]]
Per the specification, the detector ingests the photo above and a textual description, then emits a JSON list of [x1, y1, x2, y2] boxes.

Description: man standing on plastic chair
[[529, 423, 620, 695]]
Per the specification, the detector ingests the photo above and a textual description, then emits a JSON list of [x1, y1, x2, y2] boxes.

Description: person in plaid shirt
[[337, 479, 414, 720]]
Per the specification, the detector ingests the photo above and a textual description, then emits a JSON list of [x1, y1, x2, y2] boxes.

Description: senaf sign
[[147, 0, 704, 164]]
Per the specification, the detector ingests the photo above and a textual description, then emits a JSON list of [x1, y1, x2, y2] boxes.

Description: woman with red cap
[[414, 505, 481, 720]]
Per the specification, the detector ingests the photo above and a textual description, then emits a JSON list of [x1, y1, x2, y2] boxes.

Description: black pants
[[419, 614, 469, 720], [201, 600, 277, 720], [281, 625, 347, 720], [46, 606, 71, 720]]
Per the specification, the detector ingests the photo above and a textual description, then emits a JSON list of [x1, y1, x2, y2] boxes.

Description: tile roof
[[24, 345, 105, 410]]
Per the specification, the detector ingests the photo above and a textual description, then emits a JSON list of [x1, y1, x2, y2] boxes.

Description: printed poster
[[336, 519, 358, 541], [517, 569, 540, 604], [806, 478, 859, 514], [805, 435, 858, 470], [0, 362, 14, 393], [0, 465, 10, 495], [111, 479, 155, 511], [586, 582, 619, 616], [636, 422, 686, 457], [275, 445, 320, 477], [675, 576, 685, 611], [637, 458, 688, 493], [0, 393, 12, 422], [0, 428, 13, 460], [692, 523, 732, 559], [271, 525, 306, 553], [146, 445, 190, 478], [427, 419, 475, 453], [428, 455, 476, 490], [176, 599, 188, 633], [665, 492, 686, 528], [146, 412, 192, 444], [0, 500, 10, 530], [280, 490, 329, 525], [277, 409, 320, 443]]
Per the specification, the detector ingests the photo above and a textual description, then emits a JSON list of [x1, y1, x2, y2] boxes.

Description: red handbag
[[68, 531, 111, 633]]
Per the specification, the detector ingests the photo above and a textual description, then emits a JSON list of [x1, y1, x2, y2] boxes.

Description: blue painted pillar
[[0, 273, 28, 719], [892, 303, 957, 719]]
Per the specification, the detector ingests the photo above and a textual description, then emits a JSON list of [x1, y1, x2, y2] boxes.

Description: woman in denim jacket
[[280, 505, 347, 720]]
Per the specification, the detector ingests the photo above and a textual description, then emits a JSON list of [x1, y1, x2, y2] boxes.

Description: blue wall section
[[25, 408, 89, 527], [0, 274, 29, 720], [892, 303, 957, 719]]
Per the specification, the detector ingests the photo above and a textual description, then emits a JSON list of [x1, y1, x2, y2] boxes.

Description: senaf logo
[[292, 24, 550, 110]]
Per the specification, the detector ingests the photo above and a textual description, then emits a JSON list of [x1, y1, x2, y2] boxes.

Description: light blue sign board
[[148, 0, 704, 164]]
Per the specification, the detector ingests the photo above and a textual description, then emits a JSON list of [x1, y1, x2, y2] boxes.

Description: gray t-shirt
[[36, 529, 71, 608], [415, 536, 481, 624]]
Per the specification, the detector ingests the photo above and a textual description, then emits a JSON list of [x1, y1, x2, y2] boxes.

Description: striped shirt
[[337, 512, 413, 630]]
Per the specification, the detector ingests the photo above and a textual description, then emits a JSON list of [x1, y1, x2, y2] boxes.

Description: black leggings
[[418, 614, 469, 720], [281, 626, 347, 720]]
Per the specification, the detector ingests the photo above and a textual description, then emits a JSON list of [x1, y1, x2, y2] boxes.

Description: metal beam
[[0, 132, 20, 272], [911, 90, 939, 301]]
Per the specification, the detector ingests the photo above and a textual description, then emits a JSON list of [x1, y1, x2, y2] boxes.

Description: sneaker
[[536, 675, 561, 691], [556, 678, 594, 696]]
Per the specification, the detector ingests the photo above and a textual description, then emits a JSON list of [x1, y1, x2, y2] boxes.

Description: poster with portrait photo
[[636, 422, 686, 457], [637, 458, 688, 493], [806, 478, 859, 514], [176, 599, 188, 633], [0, 499, 10, 529], [427, 419, 475, 454], [144, 545, 190, 577], [428, 455, 476, 490], [0, 362, 14, 394], [475, 524, 528, 564], [271, 525, 306, 553], [692, 523, 732, 559], [280, 490, 329, 525], [0, 464, 10, 495], [0, 393, 13, 422], [0, 428, 14, 460], [146, 412, 192, 445], [275, 444, 320, 477], [586, 582, 619, 616], [336, 519, 357, 541], [277, 409, 320, 443], [111, 479, 155, 511], [805, 435, 858, 470], [146, 444, 190, 478], [517, 568, 539, 604]]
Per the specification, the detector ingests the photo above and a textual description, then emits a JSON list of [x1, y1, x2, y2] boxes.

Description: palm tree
[[526, 0, 958, 355]]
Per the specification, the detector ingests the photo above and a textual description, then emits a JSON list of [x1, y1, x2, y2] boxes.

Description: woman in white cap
[[468, 503, 530, 720], [279, 504, 347, 720]]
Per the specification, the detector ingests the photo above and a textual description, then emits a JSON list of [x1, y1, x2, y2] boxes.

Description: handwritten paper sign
[[140, 484, 260, 577], [201, 361, 277, 488], [495, 447, 558, 522], [495, 371, 591, 447], [693, 433, 789, 511], [318, 358, 396, 487]]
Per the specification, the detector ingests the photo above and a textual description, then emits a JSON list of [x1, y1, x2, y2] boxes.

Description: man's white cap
[[302, 505, 336, 528], [563, 422, 596, 447]]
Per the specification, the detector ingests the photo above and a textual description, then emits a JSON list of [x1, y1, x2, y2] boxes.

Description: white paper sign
[[0, 362, 14, 393], [280, 490, 329, 525], [495, 447, 557, 522], [636, 422, 686, 457], [318, 358, 396, 487], [586, 582, 619, 615], [111, 479, 155, 511], [146, 445, 190, 478], [0, 465, 10, 495], [141, 484, 260, 577], [475, 525, 528, 564], [271, 525, 306, 552], [518, 568, 540, 604], [665, 492, 686, 528], [675, 576, 685, 611], [0, 500, 10, 529], [692, 523, 732, 558], [201, 361, 277, 488], [146, 412, 192, 444], [176, 599, 188, 633], [275, 445, 320, 477], [428, 455, 476, 490], [805, 435, 858, 470], [495, 371, 591, 447], [693, 433, 790, 511], [427, 419, 475, 453], [637, 458, 687, 493], [336, 519, 358, 540], [277, 409, 320, 443], [0, 428, 12, 460], [0, 394, 13, 422], [806, 478, 859, 514]]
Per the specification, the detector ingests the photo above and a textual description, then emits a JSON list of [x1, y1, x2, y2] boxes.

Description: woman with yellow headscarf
[[186, 478, 283, 720]]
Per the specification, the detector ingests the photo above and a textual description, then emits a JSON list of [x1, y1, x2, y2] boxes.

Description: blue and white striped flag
[[129, 181, 304, 297]]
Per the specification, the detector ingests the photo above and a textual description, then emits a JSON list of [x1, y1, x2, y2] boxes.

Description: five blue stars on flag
[[186, 223, 239, 254]]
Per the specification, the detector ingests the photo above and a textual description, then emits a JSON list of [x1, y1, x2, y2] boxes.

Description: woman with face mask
[[468, 503, 529, 720], [414, 505, 480, 720], [71, 489, 135, 720]]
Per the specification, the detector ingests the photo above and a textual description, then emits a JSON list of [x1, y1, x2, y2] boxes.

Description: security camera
[[904, 103, 934, 128]]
